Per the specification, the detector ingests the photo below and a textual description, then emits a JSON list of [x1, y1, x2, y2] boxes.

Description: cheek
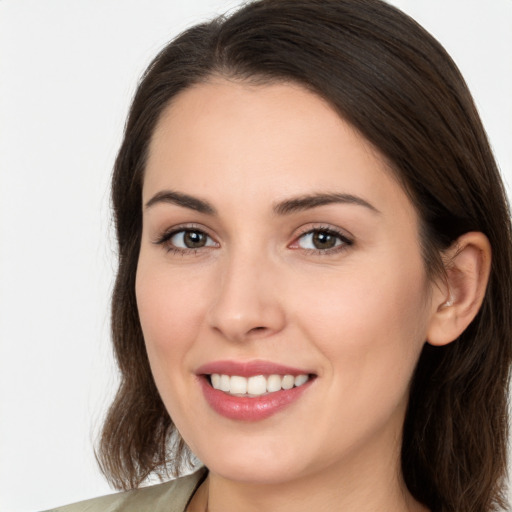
[[292, 254, 430, 401], [135, 257, 212, 372]]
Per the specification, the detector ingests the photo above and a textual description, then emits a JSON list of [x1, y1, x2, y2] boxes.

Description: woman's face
[[136, 80, 437, 485]]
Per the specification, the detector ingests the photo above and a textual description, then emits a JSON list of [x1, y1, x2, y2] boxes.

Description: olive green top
[[42, 467, 207, 512]]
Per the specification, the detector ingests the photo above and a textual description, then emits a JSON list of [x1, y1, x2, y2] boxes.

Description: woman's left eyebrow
[[273, 193, 380, 215]]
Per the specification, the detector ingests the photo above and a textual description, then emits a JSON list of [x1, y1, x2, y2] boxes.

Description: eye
[[293, 227, 353, 253], [155, 228, 218, 253], [170, 229, 216, 249]]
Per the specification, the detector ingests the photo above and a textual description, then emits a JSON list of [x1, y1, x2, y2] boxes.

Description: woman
[[47, 0, 512, 510]]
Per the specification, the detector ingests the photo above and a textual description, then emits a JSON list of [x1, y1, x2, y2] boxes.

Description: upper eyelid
[[152, 224, 217, 244], [293, 224, 354, 241], [287, 226, 354, 256]]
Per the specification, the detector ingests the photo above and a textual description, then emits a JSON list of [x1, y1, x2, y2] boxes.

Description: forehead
[[144, 79, 413, 220]]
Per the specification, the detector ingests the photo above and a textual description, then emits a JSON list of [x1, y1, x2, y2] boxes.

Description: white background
[[1, 1, 511, 511]]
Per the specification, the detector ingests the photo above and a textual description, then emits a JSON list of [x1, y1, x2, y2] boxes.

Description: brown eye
[[169, 229, 216, 249], [296, 229, 351, 252], [183, 231, 207, 248], [311, 231, 337, 249]]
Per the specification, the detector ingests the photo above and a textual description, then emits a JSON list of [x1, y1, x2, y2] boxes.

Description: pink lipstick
[[196, 360, 315, 421]]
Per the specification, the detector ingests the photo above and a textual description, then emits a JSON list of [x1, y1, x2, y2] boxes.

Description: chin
[[193, 436, 309, 484], [207, 457, 304, 485]]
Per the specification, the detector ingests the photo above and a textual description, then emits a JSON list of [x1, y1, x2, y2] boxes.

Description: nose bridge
[[207, 240, 285, 341]]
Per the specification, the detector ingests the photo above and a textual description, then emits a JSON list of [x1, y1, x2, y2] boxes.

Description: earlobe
[[427, 232, 491, 347]]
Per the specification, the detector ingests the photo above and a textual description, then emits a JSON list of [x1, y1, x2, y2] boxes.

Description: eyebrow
[[145, 190, 216, 215], [144, 190, 379, 216], [273, 192, 380, 215]]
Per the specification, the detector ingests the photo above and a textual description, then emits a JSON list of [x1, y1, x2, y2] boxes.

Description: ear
[[427, 232, 491, 347]]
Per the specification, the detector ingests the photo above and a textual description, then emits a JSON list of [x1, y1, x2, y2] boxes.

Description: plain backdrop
[[1, 1, 511, 511]]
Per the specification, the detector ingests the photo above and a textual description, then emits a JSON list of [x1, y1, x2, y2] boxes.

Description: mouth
[[207, 373, 312, 397], [196, 360, 316, 421]]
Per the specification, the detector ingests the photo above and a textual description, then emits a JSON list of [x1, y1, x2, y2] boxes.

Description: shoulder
[[42, 467, 207, 512]]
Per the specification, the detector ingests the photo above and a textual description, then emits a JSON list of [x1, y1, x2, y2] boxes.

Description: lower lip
[[199, 376, 314, 421]]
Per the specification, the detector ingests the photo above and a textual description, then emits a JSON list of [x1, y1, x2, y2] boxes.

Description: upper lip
[[196, 359, 314, 377]]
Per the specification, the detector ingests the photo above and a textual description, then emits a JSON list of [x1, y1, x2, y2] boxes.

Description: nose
[[207, 248, 286, 343]]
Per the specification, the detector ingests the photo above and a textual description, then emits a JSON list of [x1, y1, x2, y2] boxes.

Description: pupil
[[313, 231, 336, 249], [184, 231, 206, 248]]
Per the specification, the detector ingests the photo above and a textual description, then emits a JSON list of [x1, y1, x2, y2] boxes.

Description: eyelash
[[153, 225, 217, 255], [153, 225, 354, 256], [291, 225, 353, 255]]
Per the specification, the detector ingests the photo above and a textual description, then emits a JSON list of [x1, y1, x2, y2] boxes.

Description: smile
[[209, 373, 310, 397], [196, 360, 316, 421]]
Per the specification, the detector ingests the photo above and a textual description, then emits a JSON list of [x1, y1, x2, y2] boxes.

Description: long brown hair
[[98, 1, 512, 510]]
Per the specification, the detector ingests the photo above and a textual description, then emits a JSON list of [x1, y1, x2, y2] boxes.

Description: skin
[[136, 79, 488, 511]]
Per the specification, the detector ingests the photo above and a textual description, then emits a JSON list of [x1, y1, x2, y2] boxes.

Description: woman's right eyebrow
[[144, 190, 216, 215]]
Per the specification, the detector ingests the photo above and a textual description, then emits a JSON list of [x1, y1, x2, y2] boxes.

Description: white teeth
[[211, 374, 221, 389], [281, 374, 295, 390], [267, 374, 282, 393], [220, 374, 230, 392], [247, 375, 267, 395], [294, 374, 309, 387], [230, 375, 247, 394], [210, 373, 311, 396]]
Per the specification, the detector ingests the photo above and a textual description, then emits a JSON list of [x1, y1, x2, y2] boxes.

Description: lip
[[196, 360, 315, 421], [196, 359, 313, 377]]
